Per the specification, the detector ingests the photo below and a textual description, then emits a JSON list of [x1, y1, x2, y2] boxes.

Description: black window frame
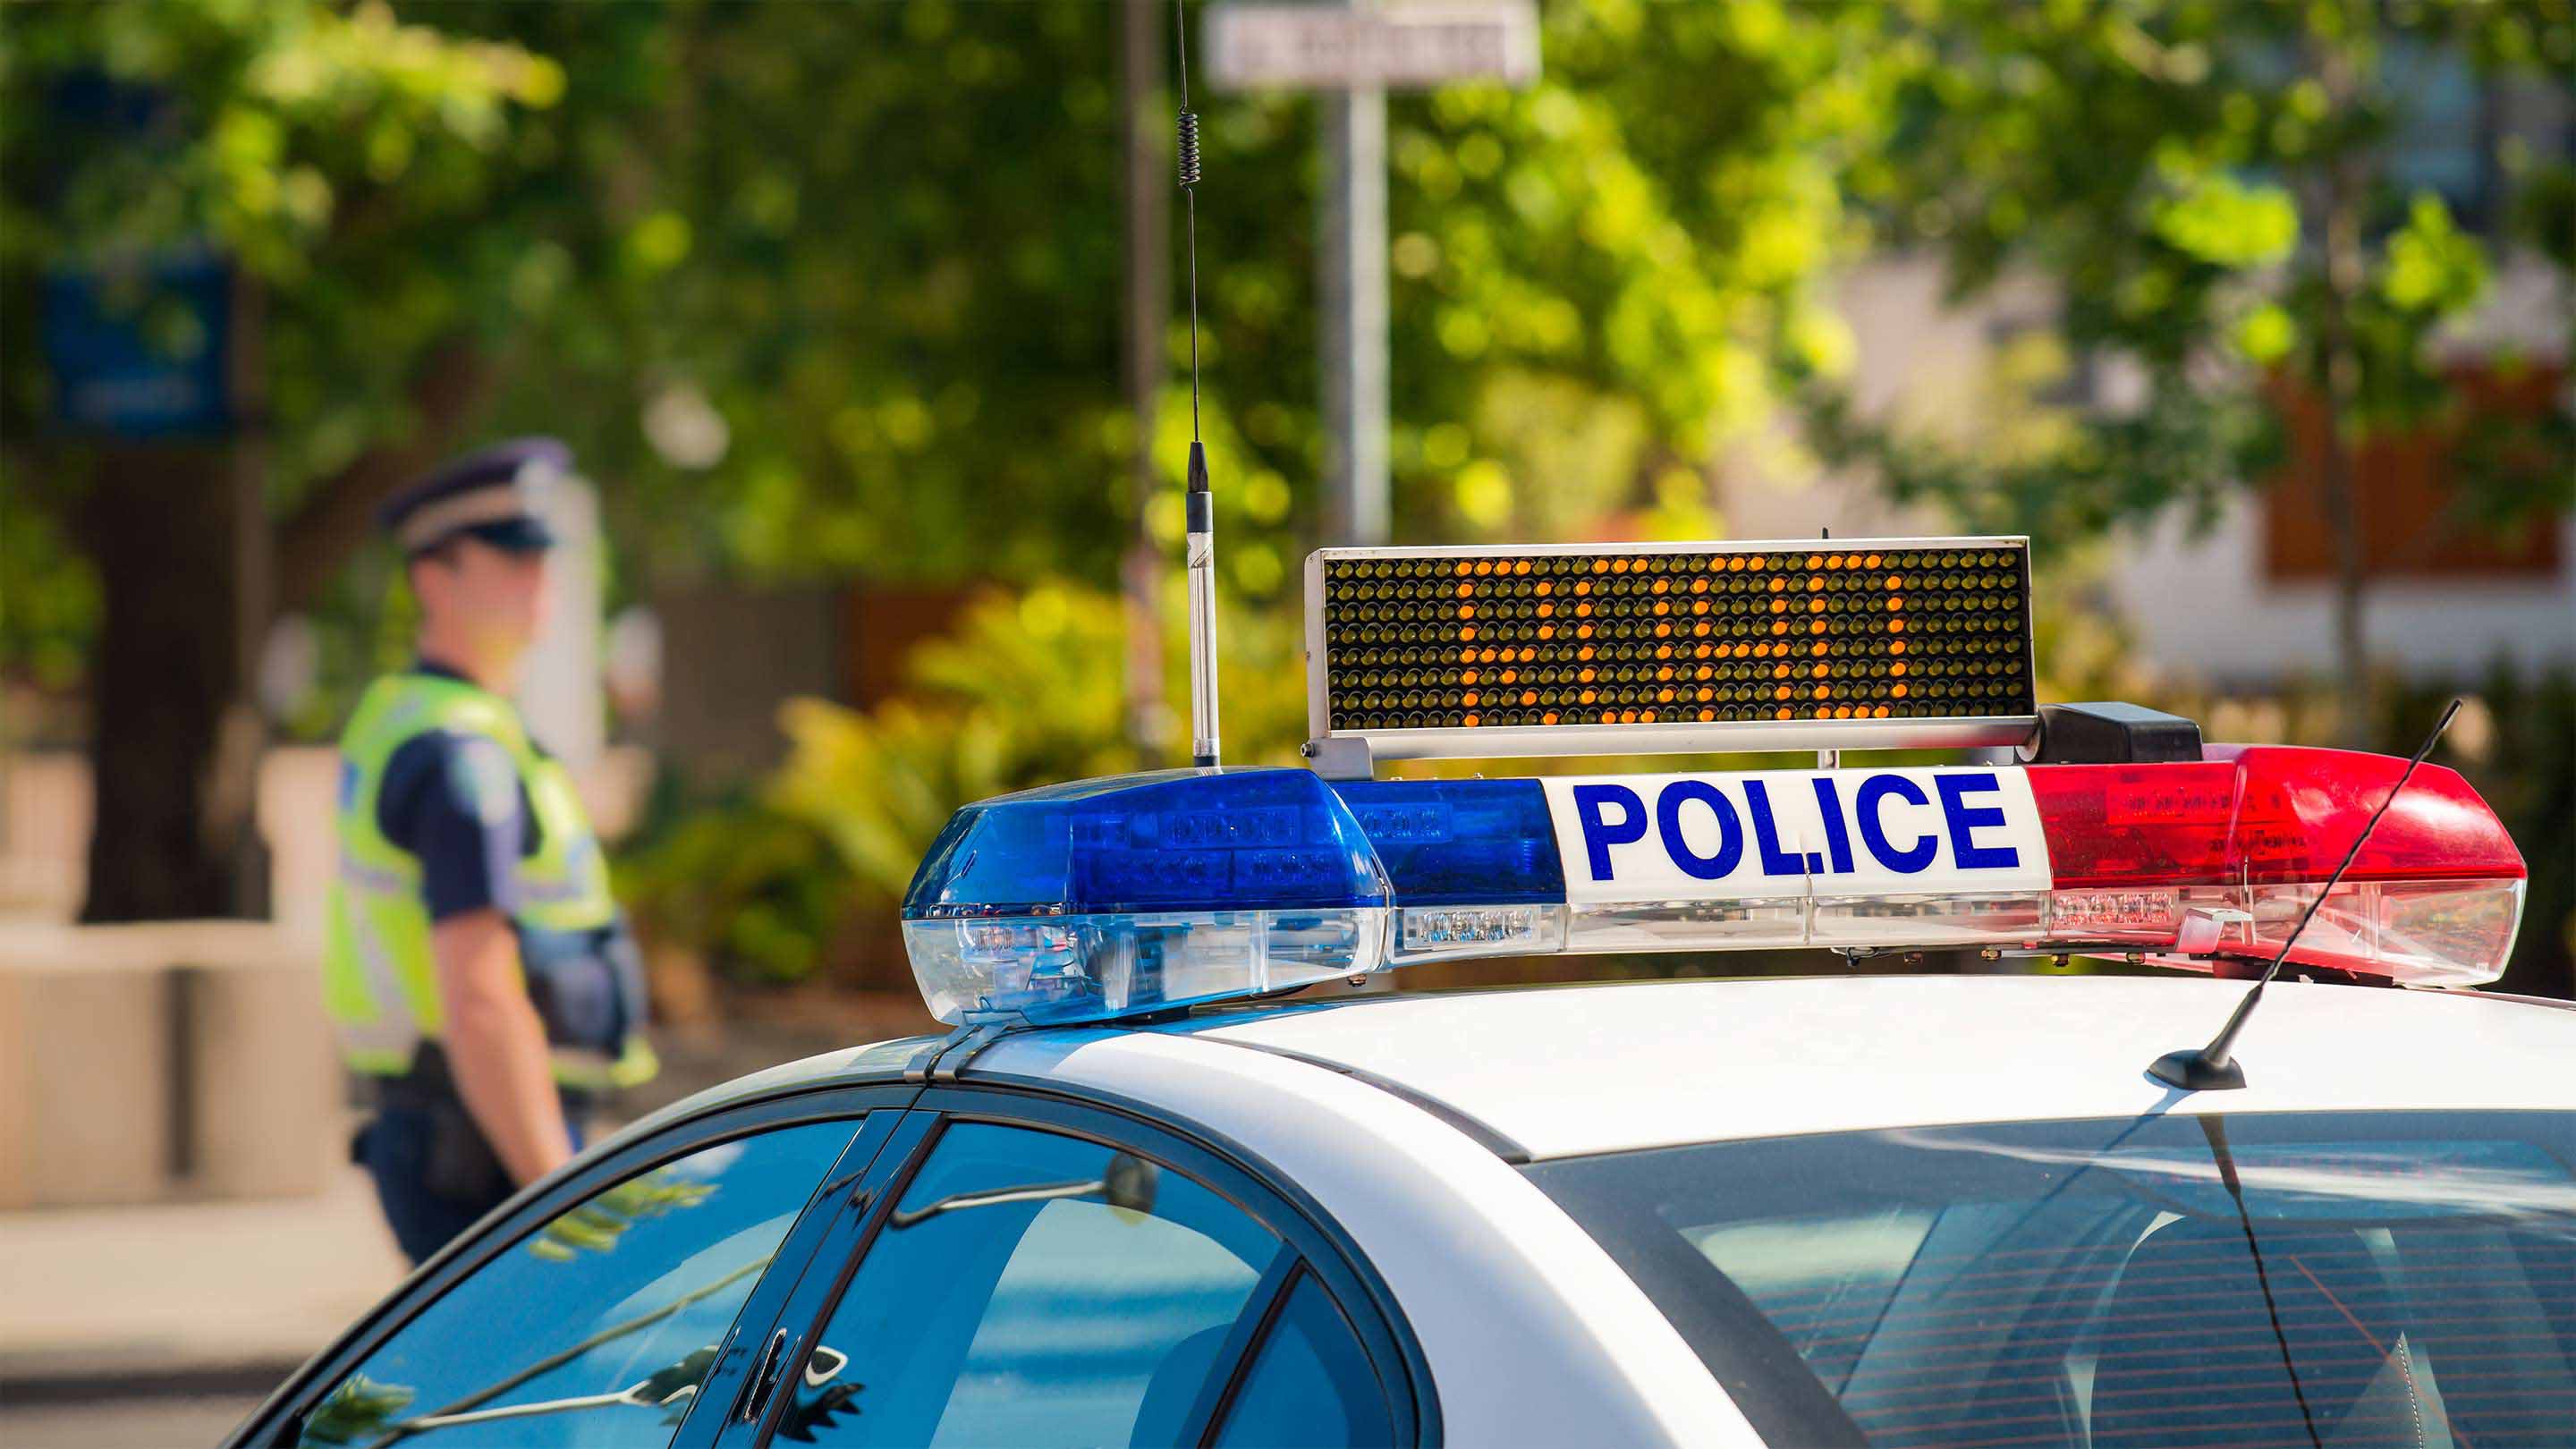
[[225, 1084, 919, 1449], [1200, 1258, 1399, 1446], [714, 1081, 1438, 1448]]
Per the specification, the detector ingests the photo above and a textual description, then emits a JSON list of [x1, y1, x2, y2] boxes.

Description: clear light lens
[[2048, 888, 2182, 937], [1813, 892, 2047, 947], [1567, 897, 1807, 952], [1557, 892, 2050, 953], [1394, 903, 1565, 963], [2184, 878, 2522, 985], [905, 908, 1389, 1025], [2375, 879, 2524, 984]]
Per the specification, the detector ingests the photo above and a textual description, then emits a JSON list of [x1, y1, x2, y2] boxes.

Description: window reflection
[[300, 1119, 857, 1448], [781, 1123, 1277, 1448]]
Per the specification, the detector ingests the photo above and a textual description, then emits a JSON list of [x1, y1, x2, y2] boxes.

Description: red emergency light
[[2026, 746, 2525, 984]]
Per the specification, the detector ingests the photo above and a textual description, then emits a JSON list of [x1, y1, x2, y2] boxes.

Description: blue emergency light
[[901, 767, 1563, 1023]]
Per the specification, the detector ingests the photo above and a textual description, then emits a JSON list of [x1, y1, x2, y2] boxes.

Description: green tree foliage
[[2, 1, 584, 915], [2, 1, 574, 506], [1808, 0, 2573, 729], [486, 0, 1906, 605], [771, 581, 1308, 896], [4, 0, 1904, 918], [1381, 0, 1901, 542]]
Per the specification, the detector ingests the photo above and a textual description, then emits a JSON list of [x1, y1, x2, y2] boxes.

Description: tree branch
[[361, 1254, 769, 1449], [272, 335, 496, 612]]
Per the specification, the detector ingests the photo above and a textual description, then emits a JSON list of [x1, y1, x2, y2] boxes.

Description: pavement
[[0, 1394, 268, 1449], [0, 1004, 930, 1447], [0, 1144, 406, 1445]]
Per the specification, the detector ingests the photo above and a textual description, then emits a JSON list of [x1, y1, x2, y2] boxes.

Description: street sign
[[1204, 1, 1540, 551], [1207, 3, 1540, 91], [40, 249, 233, 438]]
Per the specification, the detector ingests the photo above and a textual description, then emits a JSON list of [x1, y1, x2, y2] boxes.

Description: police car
[[227, 540, 2574, 1449]]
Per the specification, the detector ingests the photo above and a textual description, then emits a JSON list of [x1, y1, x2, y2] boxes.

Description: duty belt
[[370, 1042, 597, 1115]]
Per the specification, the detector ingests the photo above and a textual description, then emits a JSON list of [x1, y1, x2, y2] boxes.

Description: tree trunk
[[77, 445, 257, 920], [75, 324, 489, 923]]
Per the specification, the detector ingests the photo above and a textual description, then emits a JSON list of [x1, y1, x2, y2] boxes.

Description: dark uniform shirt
[[373, 661, 541, 922]]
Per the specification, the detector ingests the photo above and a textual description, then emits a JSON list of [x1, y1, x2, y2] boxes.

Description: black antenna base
[[2148, 1047, 2246, 1091], [2137, 697, 2461, 1097]]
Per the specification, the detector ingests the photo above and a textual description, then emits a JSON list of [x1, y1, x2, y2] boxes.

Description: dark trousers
[[355, 1101, 585, 1266]]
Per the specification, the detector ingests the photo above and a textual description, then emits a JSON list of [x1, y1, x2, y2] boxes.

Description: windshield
[[1523, 1111, 2576, 1448]]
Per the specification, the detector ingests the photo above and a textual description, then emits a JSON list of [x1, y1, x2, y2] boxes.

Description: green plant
[[622, 581, 1309, 987], [772, 584, 1310, 903], [614, 798, 850, 987]]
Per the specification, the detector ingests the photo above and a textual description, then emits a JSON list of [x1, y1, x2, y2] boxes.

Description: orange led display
[[1311, 542, 2035, 734]]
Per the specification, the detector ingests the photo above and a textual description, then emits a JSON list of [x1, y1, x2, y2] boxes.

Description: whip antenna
[[1175, 0, 1220, 767], [2147, 698, 2462, 1090]]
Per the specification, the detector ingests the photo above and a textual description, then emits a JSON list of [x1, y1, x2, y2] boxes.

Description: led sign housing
[[1305, 538, 2038, 760]]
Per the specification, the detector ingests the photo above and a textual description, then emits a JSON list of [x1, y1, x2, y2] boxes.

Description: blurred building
[[1724, 249, 2573, 691], [648, 582, 974, 783], [1728, 58, 2574, 691]]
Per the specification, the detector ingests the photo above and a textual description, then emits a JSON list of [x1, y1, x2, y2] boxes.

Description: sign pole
[[1206, 0, 1538, 548], [1318, 12, 1389, 547]]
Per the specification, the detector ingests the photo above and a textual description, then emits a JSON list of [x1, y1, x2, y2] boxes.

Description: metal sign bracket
[[1301, 735, 1377, 781]]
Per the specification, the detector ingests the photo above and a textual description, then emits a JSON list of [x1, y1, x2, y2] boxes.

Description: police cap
[[378, 437, 569, 556]]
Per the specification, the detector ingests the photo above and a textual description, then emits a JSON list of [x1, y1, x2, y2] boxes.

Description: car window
[[1210, 1273, 1393, 1449], [1525, 1110, 2576, 1449], [774, 1121, 1279, 1448], [297, 1119, 859, 1449]]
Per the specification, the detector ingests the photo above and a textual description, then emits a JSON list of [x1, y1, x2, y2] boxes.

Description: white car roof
[[628, 975, 2576, 1167], [1081, 976, 2576, 1160]]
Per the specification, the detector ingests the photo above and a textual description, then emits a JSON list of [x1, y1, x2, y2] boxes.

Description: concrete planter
[[0, 922, 332, 1208]]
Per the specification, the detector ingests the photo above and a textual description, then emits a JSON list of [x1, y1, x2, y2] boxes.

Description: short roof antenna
[[1175, 0, 1220, 768], [2148, 697, 2462, 1090]]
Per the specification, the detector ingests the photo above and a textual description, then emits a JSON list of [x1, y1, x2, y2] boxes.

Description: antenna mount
[[2146, 698, 2462, 1091], [1175, 0, 1219, 768]]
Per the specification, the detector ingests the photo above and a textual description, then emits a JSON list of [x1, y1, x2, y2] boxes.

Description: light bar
[[900, 751, 2526, 1026], [1304, 538, 2038, 760]]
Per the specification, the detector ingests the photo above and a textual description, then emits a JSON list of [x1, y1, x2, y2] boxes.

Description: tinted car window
[[1211, 1273, 1393, 1449], [1527, 1111, 2576, 1449], [298, 1119, 858, 1448], [775, 1121, 1277, 1448]]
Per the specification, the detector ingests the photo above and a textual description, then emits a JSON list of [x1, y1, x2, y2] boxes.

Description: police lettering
[[1569, 784, 1648, 879], [1654, 781, 1743, 880], [1740, 780, 1806, 877], [1572, 771, 2021, 882], [1855, 774, 1936, 874], [1936, 772, 2021, 869]]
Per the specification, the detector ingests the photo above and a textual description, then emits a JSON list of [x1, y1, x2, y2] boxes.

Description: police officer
[[326, 438, 656, 1264]]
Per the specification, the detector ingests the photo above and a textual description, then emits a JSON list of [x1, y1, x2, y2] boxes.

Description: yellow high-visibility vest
[[324, 672, 656, 1090]]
